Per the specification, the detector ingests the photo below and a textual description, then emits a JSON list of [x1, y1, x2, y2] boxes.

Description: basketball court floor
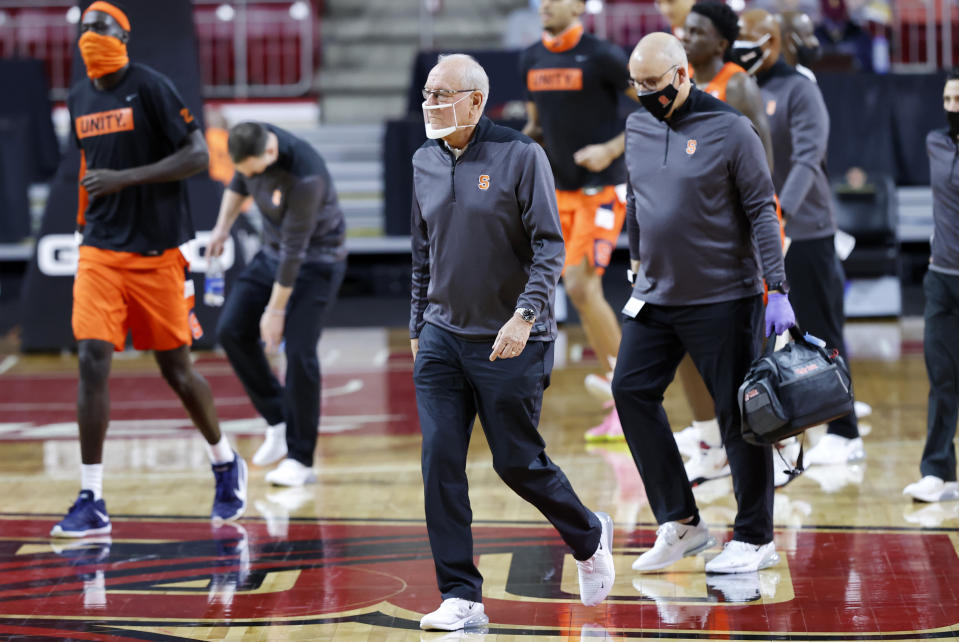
[[1, 322, 957, 641]]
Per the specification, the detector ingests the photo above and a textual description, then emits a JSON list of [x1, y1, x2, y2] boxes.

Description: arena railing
[[582, 1, 948, 73]]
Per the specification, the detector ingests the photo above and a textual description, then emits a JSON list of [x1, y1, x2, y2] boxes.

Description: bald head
[[740, 9, 780, 42], [631, 32, 689, 71], [738, 9, 781, 74], [778, 11, 819, 68], [629, 33, 691, 120]]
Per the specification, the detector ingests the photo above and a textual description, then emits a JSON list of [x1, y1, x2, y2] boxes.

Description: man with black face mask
[[739, 9, 867, 467], [612, 32, 794, 575], [902, 71, 959, 504], [778, 11, 820, 82]]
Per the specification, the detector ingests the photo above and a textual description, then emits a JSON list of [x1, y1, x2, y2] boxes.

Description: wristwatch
[[768, 280, 790, 295], [515, 307, 536, 324]]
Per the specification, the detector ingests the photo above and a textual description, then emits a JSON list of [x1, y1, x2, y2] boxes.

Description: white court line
[[0, 355, 18, 375], [0, 379, 365, 412], [372, 349, 390, 368], [323, 379, 364, 397]]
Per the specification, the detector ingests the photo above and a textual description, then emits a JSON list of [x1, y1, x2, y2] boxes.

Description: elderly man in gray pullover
[[410, 53, 614, 632]]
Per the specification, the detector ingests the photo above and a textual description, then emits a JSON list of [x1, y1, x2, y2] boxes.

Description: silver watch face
[[518, 308, 535, 323]]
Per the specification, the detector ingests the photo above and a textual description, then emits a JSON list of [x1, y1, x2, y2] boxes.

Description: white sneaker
[[252, 424, 287, 466], [773, 438, 802, 488], [584, 373, 613, 402], [705, 540, 779, 574], [705, 572, 761, 602], [805, 434, 865, 466], [804, 463, 865, 493], [632, 577, 708, 627], [265, 458, 317, 487], [903, 502, 959, 527], [854, 400, 872, 418], [419, 598, 488, 631], [684, 444, 730, 486], [673, 425, 702, 459], [632, 520, 716, 572], [903, 475, 959, 503], [576, 511, 615, 606]]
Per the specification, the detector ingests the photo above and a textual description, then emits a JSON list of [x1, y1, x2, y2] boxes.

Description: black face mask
[[947, 110, 959, 138], [639, 79, 680, 121], [795, 44, 821, 67], [731, 34, 771, 75], [792, 33, 821, 67]]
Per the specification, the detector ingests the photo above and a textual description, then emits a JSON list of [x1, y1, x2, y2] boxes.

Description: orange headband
[[82, 1, 131, 32]]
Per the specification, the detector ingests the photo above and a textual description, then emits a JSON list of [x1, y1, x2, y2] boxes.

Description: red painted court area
[[1, 518, 957, 639], [1, 335, 958, 639], [0, 354, 421, 439]]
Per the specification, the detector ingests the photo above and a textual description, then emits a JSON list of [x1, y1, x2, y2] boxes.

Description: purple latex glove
[[765, 292, 796, 336]]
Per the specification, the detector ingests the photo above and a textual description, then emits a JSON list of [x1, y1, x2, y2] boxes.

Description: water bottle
[[872, 33, 890, 74], [804, 333, 826, 348], [204, 255, 225, 307]]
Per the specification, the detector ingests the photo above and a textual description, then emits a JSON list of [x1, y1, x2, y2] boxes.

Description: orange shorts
[[556, 185, 627, 276], [72, 246, 199, 352]]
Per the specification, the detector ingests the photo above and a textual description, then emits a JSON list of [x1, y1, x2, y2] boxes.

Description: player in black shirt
[[208, 122, 347, 487], [519, 0, 637, 441], [51, 1, 247, 538]]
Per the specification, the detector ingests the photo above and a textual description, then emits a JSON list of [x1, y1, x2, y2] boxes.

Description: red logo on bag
[[744, 388, 759, 401], [796, 363, 820, 375]]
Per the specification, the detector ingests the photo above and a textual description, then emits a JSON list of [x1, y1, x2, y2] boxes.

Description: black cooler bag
[[738, 326, 854, 446]]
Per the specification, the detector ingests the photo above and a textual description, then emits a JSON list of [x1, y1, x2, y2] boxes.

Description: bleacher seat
[[832, 171, 899, 279]]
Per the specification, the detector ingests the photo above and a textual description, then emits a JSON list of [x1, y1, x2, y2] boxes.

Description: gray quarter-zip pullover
[[756, 58, 836, 241], [927, 128, 959, 275], [625, 88, 785, 305], [410, 116, 565, 340], [228, 123, 347, 287]]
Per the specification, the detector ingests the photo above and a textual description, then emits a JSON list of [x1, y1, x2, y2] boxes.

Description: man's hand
[[260, 308, 285, 354], [207, 226, 230, 258], [81, 169, 129, 199], [573, 142, 617, 172], [411, 338, 419, 361], [490, 315, 533, 361]]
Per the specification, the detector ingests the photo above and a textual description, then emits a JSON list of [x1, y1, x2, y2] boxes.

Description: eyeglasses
[[629, 65, 679, 94], [422, 87, 477, 101]]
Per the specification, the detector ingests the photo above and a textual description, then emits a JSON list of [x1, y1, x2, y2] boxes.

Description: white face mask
[[422, 92, 474, 140]]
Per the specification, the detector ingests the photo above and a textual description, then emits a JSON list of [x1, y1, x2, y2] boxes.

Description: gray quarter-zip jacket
[[927, 128, 959, 275], [410, 116, 565, 340], [228, 123, 347, 287], [625, 88, 786, 305], [756, 58, 836, 241]]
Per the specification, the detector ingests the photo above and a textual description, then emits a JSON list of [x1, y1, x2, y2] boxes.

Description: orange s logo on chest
[[766, 100, 777, 116], [272, 189, 283, 206], [686, 139, 697, 155], [75, 108, 134, 139], [478, 175, 490, 190]]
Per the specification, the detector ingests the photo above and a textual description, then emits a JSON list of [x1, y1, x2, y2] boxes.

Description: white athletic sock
[[693, 418, 722, 447], [266, 423, 286, 437], [206, 435, 234, 465], [81, 464, 103, 500]]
